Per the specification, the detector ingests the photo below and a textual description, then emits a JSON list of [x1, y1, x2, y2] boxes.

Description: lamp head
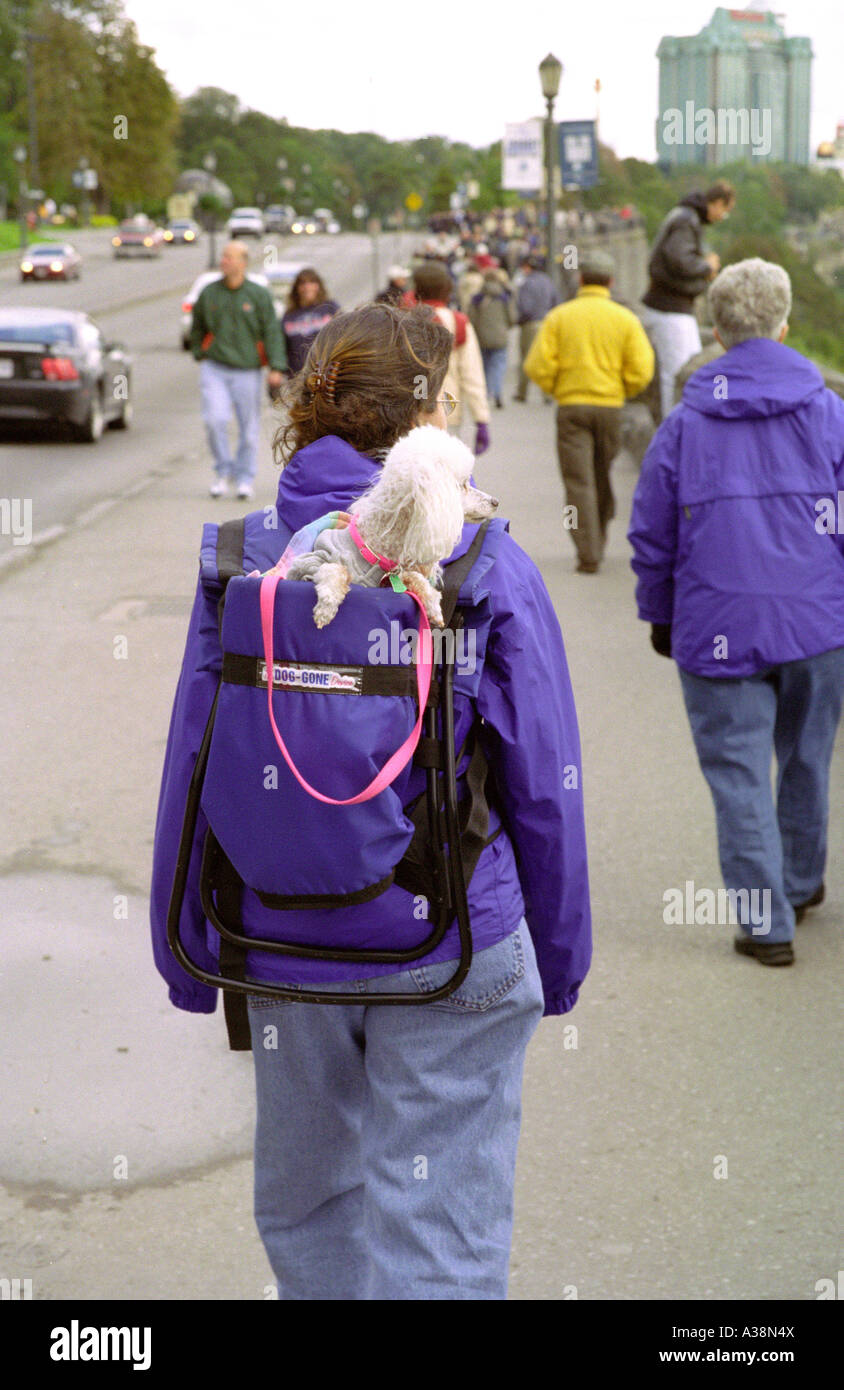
[[539, 53, 563, 100]]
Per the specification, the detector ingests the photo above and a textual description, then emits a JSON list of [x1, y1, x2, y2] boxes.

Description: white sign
[[502, 121, 543, 192], [563, 133, 592, 169]]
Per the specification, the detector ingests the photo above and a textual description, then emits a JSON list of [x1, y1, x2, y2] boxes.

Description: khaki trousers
[[555, 404, 622, 567]]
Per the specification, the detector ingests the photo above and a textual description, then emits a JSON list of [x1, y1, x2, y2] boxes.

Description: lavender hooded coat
[[150, 435, 591, 1017], [629, 339, 844, 676]]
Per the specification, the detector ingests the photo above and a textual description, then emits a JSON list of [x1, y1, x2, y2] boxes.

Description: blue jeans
[[679, 648, 844, 943], [481, 347, 508, 400], [199, 358, 262, 484], [247, 920, 544, 1300]]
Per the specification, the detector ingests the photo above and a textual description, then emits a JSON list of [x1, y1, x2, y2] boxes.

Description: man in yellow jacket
[[524, 250, 654, 572]]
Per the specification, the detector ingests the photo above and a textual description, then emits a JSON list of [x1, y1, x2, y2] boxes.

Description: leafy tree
[[0, 0, 176, 212], [429, 165, 456, 213]]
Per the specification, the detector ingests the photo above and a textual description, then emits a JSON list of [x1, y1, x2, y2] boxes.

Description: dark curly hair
[[274, 302, 452, 464]]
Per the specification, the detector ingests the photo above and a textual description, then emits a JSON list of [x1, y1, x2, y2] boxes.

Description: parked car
[[226, 207, 265, 238], [264, 205, 296, 234], [163, 218, 201, 245], [19, 243, 82, 281], [112, 216, 165, 258], [0, 308, 133, 441], [179, 269, 271, 350]]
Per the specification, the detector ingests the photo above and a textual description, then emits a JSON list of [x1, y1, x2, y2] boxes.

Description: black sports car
[[0, 308, 133, 441]]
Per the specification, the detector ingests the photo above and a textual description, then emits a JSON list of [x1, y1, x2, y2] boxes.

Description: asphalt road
[[0, 228, 413, 556], [0, 236, 841, 1304]]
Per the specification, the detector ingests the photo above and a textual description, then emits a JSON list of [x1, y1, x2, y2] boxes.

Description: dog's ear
[[404, 455, 466, 563]]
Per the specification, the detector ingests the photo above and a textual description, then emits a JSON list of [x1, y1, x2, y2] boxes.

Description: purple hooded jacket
[[628, 338, 844, 677], [150, 434, 591, 1017]]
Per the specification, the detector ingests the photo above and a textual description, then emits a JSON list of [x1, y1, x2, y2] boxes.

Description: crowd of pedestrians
[[170, 183, 844, 1301], [399, 190, 844, 979]]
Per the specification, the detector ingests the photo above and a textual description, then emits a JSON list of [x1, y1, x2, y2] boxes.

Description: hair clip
[[307, 363, 326, 395], [324, 361, 339, 403]]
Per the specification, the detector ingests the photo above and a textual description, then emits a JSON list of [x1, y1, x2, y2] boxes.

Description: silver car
[[226, 207, 265, 238]]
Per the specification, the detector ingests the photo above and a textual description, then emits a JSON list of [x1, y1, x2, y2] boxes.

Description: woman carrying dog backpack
[[150, 303, 591, 1300]]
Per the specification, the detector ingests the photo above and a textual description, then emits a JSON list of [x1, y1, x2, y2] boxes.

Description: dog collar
[[347, 520, 406, 593]]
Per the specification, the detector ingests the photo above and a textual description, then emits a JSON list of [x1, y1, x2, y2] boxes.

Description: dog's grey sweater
[[285, 527, 386, 588]]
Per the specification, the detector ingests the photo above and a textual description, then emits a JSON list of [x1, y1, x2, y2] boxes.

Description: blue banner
[[558, 120, 598, 189]]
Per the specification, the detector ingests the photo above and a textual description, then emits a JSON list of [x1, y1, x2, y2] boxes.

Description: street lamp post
[[203, 152, 218, 269], [77, 156, 90, 227], [13, 145, 28, 250], [539, 52, 563, 293], [23, 31, 48, 195]]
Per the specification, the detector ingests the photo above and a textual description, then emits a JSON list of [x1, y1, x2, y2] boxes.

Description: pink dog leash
[[259, 568, 432, 805]]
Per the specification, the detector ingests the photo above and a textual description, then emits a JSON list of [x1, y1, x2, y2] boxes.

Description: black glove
[[650, 623, 672, 658]]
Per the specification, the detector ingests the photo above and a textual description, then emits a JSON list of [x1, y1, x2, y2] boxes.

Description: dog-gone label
[[258, 660, 364, 694]]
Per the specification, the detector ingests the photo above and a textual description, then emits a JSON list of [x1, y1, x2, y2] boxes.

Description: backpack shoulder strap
[[440, 520, 492, 630], [453, 310, 468, 348], [209, 517, 251, 1050], [216, 517, 246, 586]]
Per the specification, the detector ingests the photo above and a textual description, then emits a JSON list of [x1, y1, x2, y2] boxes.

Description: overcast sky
[[125, 0, 842, 160]]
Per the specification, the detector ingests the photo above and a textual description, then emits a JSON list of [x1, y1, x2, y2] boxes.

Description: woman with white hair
[[629, 257, 844, 966]]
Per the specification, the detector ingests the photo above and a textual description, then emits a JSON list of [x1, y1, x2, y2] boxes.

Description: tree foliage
[[0, 0, 178, 211], [175, 89, 508, 222]]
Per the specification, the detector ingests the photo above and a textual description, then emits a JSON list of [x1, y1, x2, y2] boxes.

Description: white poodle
[[286, 425, 498, 627]]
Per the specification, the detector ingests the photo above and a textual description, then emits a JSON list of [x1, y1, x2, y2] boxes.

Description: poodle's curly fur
[[286, 426, 498, 627]]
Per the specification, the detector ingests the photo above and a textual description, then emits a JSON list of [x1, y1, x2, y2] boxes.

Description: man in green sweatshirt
[[190, 241, 287, 499]]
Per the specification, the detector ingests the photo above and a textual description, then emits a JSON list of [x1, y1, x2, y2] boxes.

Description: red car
[[112, 216, 165, 258], [20, 243, 82, 281]]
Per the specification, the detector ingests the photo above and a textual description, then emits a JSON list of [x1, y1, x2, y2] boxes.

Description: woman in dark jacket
[[150, 303, 591, 1300], [282, 267, 340, 375]]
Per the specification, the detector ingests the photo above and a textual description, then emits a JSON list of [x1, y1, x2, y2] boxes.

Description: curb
[[0, 452, 197, 580]]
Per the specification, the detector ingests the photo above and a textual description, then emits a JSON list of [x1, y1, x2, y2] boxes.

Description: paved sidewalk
[[1, 362, 841, 1300]]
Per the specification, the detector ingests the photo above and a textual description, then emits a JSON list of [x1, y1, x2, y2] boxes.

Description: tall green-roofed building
[[656, 7, 812, 167]]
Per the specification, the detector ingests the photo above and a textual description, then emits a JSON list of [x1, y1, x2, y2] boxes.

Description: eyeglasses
[[438, 391, 458, 416]]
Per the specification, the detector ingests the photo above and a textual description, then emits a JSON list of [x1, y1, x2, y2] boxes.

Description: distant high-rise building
[[656, 7, 812, 167]]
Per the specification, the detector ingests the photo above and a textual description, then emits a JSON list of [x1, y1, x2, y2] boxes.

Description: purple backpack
[[167, 517, 504, 1043]]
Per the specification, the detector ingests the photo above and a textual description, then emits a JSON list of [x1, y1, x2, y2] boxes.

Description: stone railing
[[560, 228, 649, 306]]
